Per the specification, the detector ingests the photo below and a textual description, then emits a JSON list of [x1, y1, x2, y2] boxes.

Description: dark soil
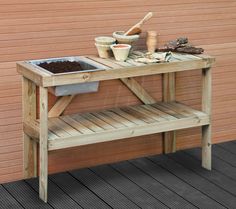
[[38, 61, 84, 74]]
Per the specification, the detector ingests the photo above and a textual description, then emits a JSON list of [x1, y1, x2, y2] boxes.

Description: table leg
[[22, 77, 37, 178], [163, 72, 176, 153], [202, 68, 212, 170], [39, 86, 48, 202]]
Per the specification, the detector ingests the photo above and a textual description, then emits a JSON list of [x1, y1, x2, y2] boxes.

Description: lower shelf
[[24, 102, 209, 151]]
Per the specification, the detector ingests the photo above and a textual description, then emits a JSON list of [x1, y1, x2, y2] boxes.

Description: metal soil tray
[[27, 56, 106, 96]]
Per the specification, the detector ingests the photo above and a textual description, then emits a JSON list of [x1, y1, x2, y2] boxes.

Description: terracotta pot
[[110, 44, 131, 61]]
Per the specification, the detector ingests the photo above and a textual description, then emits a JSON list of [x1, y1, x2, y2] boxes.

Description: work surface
[[1, 141, 236, 209]]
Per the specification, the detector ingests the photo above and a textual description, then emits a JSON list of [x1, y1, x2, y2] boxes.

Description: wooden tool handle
[[125, 12, 153, 36], [139, 12, 153, 25]]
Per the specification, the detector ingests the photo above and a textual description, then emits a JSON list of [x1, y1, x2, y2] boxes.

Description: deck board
[[0, 185, 24, 209], [50, 173, 110, 209], [148, 155, 235, 208], [91, 165, 168, 209], [1, 142, 236, 208], [26, 178, 82, 209], [70, 169, 140, 209], [185, 148, 236, 181], [131, 157, 225, 209]]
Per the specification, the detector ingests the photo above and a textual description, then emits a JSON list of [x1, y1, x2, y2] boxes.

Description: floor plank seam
[[108, 164, 172, 209], [25, 178, 79, 209], [167, 154, 236, 198], [216, 144, 236, 156], [67, 171, 114, 209], [183, 150, 236, 182], [128, 159, 200, 209], [48, 175, 85, 209], [213, 147, 236, 168], [87, 168, 142, 209], [147, 157, 228, 209], [2, 183, 27, 209]]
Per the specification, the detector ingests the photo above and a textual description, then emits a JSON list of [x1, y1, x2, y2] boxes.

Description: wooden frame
[[18, 52, 214, 202], [17, 56, 214, 87]]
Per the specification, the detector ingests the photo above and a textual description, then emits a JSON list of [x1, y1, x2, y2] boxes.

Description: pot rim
[[110, 44, 131, 50]]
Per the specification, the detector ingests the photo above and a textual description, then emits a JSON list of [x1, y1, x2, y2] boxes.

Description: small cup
[[110, 44, 131, 61], [146, 31, 157, 53]]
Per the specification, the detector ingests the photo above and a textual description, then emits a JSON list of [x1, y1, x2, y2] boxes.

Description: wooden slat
[[158, 102, 190, 117], [91, 112, 126, 129], [110, 108, 147, 125], [123, 106, 157, 123], [141, 105, 172, 121], [48, 120, 71, 138], [137, 106, 168, 122], [50, 118, 79, 136], [82, 113, 115, 130], [101, 110, 137, 127], [173, 102, 208, 119], [61, 115, 94, 134], [153, 103, 183, 119], [72, 114, 104, 132]]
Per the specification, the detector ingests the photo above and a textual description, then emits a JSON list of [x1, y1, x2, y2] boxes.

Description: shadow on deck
[[1, 141, 236, 209]]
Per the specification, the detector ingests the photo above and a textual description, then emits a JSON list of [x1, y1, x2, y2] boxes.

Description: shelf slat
[[23, 102, 210, 151]]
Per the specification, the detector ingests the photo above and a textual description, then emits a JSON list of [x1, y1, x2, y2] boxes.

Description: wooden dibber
[[125, 12, 153, 36]]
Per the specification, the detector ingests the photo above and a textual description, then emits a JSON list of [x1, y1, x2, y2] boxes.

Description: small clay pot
[[110, 44, 131, 61], [95, 43, 113, 58], [95, 36, 116, 45]]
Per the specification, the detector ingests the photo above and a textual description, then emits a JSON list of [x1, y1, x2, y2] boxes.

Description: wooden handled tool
[[124, 12, 153, 36]]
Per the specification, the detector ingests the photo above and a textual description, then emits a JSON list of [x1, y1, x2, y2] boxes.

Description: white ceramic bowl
[[110, 44, 131, 61], [95, 36, 116, 45], [113, 31, 140, 45], [95, 43, 113, 58]]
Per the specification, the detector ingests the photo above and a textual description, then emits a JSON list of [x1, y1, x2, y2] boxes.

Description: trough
[[27, 56, 107, 96]]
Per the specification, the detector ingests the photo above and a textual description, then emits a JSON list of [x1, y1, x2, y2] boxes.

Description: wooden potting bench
[[17, 51, 215, 202]]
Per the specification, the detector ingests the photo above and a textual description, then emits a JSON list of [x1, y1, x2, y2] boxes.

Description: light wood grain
[[48, 115, 209, 151], [22, 76, 37, 178], [163, 72, 176, 153], [202, 68, 212, 170], [39, 86, 48, 202], [23, 102, 210, 152], [48, 95, 75, 118]]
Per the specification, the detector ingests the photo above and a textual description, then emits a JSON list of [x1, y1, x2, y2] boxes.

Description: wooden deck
[[1, 141, 236, 209]]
